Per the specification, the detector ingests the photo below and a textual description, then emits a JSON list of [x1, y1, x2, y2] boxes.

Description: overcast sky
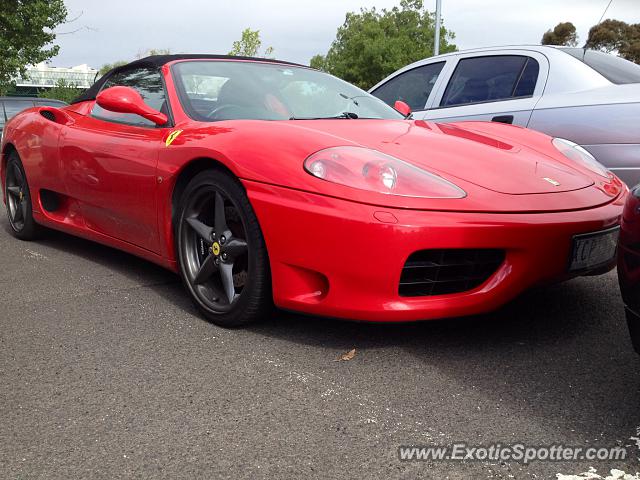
[[51, 0, 640, 69]]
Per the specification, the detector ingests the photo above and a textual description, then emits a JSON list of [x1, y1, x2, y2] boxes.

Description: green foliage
[[541, 22, 578, 47], [38, 79, 84, 103], [309, 54, 327, 71], [228, 28, 274, 58], [0, 0, 68, 94], [309, 0, 456, 90], [99, 50, 172, 77], [136, 48, 172, 59], [98, 60, 128, 77], [586, 19, 640, 64]]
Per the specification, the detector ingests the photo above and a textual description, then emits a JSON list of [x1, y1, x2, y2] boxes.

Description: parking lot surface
[[1, 216, 638, 479]]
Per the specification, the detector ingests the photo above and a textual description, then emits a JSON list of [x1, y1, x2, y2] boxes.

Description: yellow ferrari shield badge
[[212, 242, 221, 256], [165, 130, 183, 147]]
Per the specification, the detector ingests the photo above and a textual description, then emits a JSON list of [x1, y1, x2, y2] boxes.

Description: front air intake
[[399, 249, 505, 297]]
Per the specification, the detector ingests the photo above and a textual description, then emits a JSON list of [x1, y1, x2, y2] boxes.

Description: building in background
[[13, 63, 98, 95]]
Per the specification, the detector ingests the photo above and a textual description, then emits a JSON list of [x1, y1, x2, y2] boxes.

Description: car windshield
[[172, 60, 404, 121], [559, 48, 640, 84]]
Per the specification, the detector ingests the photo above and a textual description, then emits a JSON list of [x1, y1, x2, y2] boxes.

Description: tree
[[309, 0, 456, 90], [309, 54, 327, 72], [136, 48, 172, 59], [0, 0, 67, 94], [228, 28, 274, 58], [98, 50, 172, 77], [541, 22, 578, 47], [586, 19, 640, 64], [98, 60, 128, 76], [39, 79, 84, 103]]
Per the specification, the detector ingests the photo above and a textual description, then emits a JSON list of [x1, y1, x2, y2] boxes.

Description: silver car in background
[[370, 45, 640, 186]]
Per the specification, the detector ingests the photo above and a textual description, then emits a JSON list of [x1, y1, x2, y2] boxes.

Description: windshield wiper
[[289, 112, 359, 120]]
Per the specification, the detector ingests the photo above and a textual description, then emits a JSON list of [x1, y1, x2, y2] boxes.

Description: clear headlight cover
[[552, 138, 609, 178], [304, 146, 466, 199]]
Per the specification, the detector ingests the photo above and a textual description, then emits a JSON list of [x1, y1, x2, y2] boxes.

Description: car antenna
[[583, 0, 614, 55]]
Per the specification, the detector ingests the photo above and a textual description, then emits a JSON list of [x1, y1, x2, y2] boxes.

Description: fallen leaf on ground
[[336, 348, 356, 362]]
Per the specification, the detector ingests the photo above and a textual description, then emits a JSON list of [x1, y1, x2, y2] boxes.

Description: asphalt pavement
[[1, 215, 639, 479]]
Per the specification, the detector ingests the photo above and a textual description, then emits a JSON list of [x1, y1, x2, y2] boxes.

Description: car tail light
[[304, 146, 466, 198]]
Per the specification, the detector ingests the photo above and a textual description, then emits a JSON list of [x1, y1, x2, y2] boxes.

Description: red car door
[[59, 67, 170, 253]]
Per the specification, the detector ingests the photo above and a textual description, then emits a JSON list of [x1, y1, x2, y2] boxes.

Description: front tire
[[176, 169, 272, 327], [4, 150, 42, 240]]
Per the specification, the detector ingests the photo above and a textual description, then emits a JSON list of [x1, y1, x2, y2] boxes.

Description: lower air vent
[[40, 189, 61, 212], [399, 249, 505, 297]]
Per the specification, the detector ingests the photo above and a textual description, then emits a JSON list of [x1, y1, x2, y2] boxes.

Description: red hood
[[287, 119, 594, 195], [174, 118, 623, 213]]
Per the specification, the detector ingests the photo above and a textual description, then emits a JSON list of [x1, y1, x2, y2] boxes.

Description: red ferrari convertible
[[1, 55, 627, 326]]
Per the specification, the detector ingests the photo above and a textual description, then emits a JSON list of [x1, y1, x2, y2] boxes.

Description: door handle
[[492, 115, 514, 124]]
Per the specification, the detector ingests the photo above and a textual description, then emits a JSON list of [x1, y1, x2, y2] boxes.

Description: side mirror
[[96, 86, 168, 126], [394, 100, 412, 118]]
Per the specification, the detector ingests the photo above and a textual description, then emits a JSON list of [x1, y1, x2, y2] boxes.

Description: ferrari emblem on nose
[[212, 242, 221, 256], [543, 177, 561, 186]]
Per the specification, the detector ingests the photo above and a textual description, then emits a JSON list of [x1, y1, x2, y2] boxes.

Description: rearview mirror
[[96, 86, 168, 126], [394, 100, 412, 118]]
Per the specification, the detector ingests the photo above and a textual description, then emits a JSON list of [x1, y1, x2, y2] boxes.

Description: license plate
[[569, 227, 620, 272]]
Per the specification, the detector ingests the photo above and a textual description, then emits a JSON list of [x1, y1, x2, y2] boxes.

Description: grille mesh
[[399, 249, 505, 297]]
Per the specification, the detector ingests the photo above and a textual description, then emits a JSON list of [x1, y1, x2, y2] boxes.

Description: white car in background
[[370, 45, 640, 186]]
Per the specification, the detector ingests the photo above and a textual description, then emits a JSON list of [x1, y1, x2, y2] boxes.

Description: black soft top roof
[[72, 54, 307, 104]]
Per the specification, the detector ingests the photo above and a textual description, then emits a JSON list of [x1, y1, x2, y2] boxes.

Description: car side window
[[512, 58, 539, 97], [91, 67, 167, 127], [3, 99, 36, 121], [181, 74, 230, 117], [36, 100, 66, 107], [440, 56, 539, 107], [371, 62, 445, 111]]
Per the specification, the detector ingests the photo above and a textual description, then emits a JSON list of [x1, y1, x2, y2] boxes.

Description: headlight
[[552, 138, 609, 178], [304, 146, 466, 198]]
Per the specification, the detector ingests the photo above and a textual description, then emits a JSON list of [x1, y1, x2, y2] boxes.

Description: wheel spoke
[[6, 186, 21, 198], [12, 163, 24, 186], [219, 262, 236, 304], [214, 192, 229, 237], [186, 217, 213, 241], [13, 201, 24, 222], [224, 238, 247, 258], [194, 254, 218, 285]]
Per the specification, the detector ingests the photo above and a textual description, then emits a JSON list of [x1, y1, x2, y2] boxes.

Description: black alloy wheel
[[176, 169, 271, 327], [4, 151, 42, 240]]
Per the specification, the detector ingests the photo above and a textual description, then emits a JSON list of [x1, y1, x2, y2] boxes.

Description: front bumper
[[246, 181, 624, 322]]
